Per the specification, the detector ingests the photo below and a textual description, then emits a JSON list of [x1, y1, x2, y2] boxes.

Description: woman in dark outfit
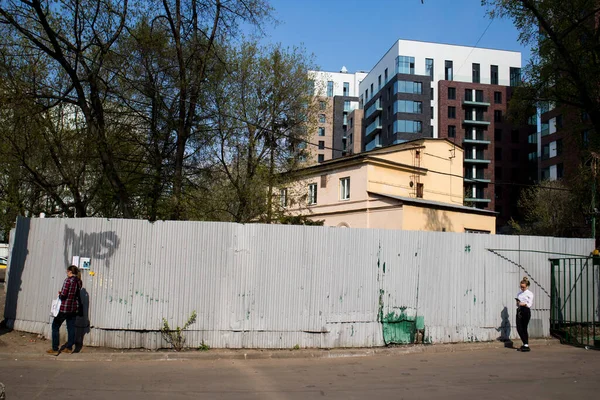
[[516, 276, 534, 352]]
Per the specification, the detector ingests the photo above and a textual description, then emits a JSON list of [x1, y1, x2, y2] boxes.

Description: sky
[[260, 0, 531, 73]]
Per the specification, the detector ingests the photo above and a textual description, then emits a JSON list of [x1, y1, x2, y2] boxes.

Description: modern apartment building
[[307, 40, 535, 229], [308, 69, 367, 164], [358, 40, 523, 140]]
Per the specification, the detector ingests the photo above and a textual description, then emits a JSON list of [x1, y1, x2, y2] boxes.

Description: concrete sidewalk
[[0, 337, 562, 362]]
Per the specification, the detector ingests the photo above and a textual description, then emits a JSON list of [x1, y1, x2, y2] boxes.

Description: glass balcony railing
[[365, 134, 381, 151], [365, 98, 382, 119], [366, 116, 382, 136]]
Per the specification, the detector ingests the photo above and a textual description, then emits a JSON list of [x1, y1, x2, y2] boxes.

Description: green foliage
[[278, 215, 324, 226], [293, 344, 300, 350], [509, 180, 587, 237], [161, 311, 197, 351], [197, 341, 210, 351], [483, 0, 600, 145]]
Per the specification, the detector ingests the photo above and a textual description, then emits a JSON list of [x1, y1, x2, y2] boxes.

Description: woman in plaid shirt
[[47, 265, 82, 355]]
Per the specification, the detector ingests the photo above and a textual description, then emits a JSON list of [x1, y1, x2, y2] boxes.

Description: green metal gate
[[550, 257, 600, 349]]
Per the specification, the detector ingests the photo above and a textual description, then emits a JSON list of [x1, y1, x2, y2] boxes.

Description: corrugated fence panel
[[3, 217, 595, 349]]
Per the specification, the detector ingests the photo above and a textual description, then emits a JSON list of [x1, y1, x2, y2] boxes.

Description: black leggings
[[516, 306, 531, 345]]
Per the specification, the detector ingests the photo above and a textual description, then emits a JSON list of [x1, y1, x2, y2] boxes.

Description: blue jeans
[[52, 312, 77, 351]]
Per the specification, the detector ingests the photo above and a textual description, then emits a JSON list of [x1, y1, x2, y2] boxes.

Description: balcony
[[365, 116, 382, 137], [463, 98, 490, 107], [464, 174, 491, 183], [464, 197, 492, 203], [365, 98, 382, 119], [464, 151, 491, 164], [463, 119, 490, 126], [463, 134, 490, 145]]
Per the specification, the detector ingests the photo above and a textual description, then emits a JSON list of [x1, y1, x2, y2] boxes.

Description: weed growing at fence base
[[161, 311, 197, 351]]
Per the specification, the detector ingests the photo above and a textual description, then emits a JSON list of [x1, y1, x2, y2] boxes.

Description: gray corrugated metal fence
[[3, 217, 594, 349]]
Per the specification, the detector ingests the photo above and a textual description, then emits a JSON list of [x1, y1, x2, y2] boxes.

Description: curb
[[0, 338, 561, 362]]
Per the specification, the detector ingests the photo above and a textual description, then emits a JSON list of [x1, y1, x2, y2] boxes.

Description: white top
[[516, 289, 534, 308]]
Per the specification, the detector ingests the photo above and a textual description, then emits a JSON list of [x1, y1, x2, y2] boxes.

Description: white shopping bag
[[50, 297, 61, 317]]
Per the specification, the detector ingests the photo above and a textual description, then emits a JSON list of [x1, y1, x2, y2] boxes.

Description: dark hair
[[67, 265, 79, 275], [520, 276, 530, 287]]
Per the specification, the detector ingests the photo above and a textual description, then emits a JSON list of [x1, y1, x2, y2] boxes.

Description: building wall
[[359, 39, 522, 138], [402, 204, 496, 233], [362, 72, 433, 151], [346, 109, 364, 155], [332, 96, 359, 159], [540, 105, 588, 183], [437, 81, 536, 226], [366, 140, 464, 205]]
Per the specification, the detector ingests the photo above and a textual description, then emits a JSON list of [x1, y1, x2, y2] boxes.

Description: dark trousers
[[516, 306, 531, 345], [52, 312, 77, 351]]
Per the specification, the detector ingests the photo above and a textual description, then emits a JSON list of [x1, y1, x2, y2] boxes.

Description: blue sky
[[262, 0, 530, 72]]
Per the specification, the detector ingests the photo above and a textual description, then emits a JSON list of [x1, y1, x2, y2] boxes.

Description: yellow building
[[285, 138, 496, 233]]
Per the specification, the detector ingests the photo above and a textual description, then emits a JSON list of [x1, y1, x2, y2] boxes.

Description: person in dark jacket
[[46, 265, 82, 355]]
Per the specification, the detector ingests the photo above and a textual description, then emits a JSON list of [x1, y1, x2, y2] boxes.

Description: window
[[583, 130, 591, 147], [318, 154, 324, 163], [319, 114, 326, 123], [349, 118, 353, 128], [448, 125, 456, 138], [494, 110, 503, 123], [557, 138, 564, 155], [472, 63, 480, 83], [318, 140, 325, 150], [448, 106, 456, 119], [384, 68, 388, 82], [308, 183, 317, 205], [495, 147, 502, 161], [510, 67, 521, 87], [426, 58, 434, 79], [448, 87, 456, 100], [430, 106, 433, 116], [495, 128, 502, 141], [319, 101, 326, 110], [343, 82, 349, 96], [279, 188, 288, 208], [378, 75, 381, 90], [491, 65, 498, 85], [396, 55, 415, 74], [416, 183, 424, 198], [393, 120, 422, 133], [494, 91, 502, 104], [394, 100, 422, 114], [327, 81, 333, 97], [394, 80, 422, 94], [340, 177, 350, 200], [431, 87, 434, 99], [476, 90, 484, 102], [445, 60, 453, 80], [556, 114, 563, 129], [370, 83, 373, 96], [511, 130, 519, 143], [318, 127, 325, 136], [465, 89, 473, 102], [557, 163, 564, 179], [365, 88, 369, 100], [344, 100, 350, 111]]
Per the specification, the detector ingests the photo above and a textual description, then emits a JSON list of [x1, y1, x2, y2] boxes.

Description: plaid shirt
[[59, 276, 81, 313]]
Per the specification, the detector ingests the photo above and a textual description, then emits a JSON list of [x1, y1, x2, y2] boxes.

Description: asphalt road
[[0, 344, 598, 399]]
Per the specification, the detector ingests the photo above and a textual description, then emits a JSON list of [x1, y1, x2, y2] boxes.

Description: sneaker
[[521, 346, 531, 352], [61, 348, 73, 354], [46, 349, 59, 355]]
